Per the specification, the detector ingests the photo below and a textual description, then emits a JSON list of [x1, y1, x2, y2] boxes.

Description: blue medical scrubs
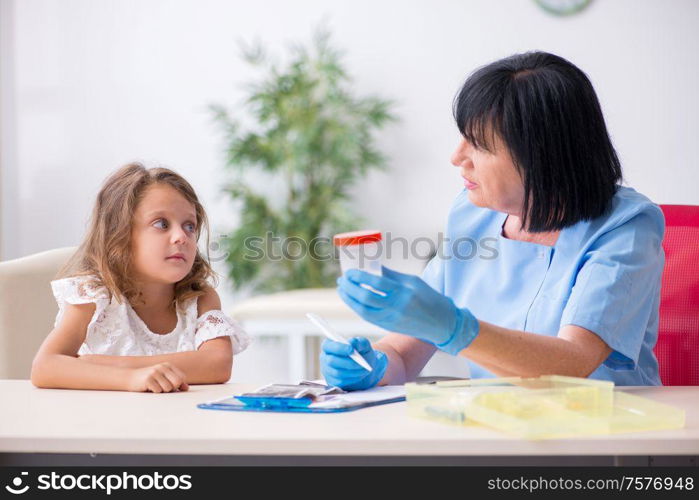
[[421, 185, 665, 386]]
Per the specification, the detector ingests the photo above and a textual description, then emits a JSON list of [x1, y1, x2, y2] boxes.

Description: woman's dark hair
[[453, 51, 622, 232]]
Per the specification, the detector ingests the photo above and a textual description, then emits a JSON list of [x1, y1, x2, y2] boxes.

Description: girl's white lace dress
[[50, 276, 250, 356]]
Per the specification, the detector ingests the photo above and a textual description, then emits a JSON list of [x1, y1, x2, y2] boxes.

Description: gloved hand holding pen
[[320, 337, 388, 390]]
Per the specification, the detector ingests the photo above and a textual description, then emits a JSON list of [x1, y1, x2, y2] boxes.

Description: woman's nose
[[450, 138, 469, 167]]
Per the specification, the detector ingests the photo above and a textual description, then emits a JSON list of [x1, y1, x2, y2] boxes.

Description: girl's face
[[131, 184, 198, 285], [450, 135, 525, 216]]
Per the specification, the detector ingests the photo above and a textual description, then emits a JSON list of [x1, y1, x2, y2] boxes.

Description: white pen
[[306, 313, 373, 372]]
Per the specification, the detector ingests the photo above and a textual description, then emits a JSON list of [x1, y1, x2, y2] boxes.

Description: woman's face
[[130, 184, 198, 285], [450, 135, 525, 215]]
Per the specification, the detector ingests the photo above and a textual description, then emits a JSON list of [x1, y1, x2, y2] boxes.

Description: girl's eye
[[154, 219, 168, 229], [184, 222, 196, 233]]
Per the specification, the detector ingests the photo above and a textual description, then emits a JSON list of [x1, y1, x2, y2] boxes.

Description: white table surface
[[0, 381, 697, 457]]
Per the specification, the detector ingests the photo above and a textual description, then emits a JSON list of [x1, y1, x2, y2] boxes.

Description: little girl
[[31, 163, 249, 392]]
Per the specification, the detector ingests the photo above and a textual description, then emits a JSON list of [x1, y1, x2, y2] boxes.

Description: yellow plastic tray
[[406, 375, 685, 440]]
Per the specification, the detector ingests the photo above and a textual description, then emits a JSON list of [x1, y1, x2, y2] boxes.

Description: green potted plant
[[211, 28, 396, 293]]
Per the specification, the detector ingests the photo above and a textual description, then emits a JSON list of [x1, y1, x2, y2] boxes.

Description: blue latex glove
[[337, 266, 480, 355], [320, 337, 388, 391]]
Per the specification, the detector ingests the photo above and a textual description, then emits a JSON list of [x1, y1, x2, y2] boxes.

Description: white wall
[[2, 0, 698, 381]]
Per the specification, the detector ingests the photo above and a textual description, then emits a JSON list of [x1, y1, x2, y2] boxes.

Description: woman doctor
[[320, 51, 665, 389]]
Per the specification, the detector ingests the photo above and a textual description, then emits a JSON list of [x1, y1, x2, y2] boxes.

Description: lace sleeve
[[195, 310, 251, 354], [50, 275, 110, 329]]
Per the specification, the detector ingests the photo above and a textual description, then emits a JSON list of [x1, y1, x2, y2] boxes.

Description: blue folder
[[198, 390, 405, 414]]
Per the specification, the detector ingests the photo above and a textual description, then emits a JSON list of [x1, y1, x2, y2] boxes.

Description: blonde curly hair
[[58, 162, 218, 309]]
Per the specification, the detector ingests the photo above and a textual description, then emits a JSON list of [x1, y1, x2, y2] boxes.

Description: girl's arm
[[79, 288, 234, 384], [79, 338, 232, 384], [31, 302, 136, 390]]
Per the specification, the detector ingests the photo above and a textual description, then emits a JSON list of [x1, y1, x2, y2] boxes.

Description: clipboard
[[197, 384, 406, 414]]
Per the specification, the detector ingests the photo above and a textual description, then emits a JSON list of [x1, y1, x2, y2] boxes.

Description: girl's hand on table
[[127, 363, 189, 393]]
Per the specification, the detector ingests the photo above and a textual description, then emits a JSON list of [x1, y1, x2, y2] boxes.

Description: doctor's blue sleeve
[[421, 250, 446, 294], [560, 206, 665, 371]]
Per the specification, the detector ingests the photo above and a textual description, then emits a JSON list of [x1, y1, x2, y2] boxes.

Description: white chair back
[[0, 247, 77, 378]]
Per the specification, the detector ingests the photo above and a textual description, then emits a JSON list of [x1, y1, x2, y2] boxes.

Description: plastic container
[[406, 375, 685, 440], [333, 230, 383, 275]]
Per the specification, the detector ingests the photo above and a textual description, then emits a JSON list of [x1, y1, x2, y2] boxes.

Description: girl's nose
[[171, 228, 187, 245]]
